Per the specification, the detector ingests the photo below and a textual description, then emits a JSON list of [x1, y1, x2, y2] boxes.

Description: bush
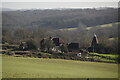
[[26, 40, 37, 50], [7, 51, 15, 56], [60, 44, 68, 53]]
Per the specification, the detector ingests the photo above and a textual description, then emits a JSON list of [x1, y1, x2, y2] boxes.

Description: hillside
[[2, 21, 118, 55], [59, 22, 120, 31], [2, 8, 119, 55], [2, 55, 118, 78], [2, 8, 119, 28]]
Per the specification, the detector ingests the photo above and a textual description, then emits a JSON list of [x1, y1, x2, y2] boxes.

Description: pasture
[[2, 55, 118, 78]]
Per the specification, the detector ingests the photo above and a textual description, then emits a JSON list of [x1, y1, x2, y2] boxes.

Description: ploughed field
[[2, 55, 118, 78]]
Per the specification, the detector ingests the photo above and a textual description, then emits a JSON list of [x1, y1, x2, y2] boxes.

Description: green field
[[89, 53, 118, 63], [59, 22, 120, 31], [89, 53, 118, 59], [2, 55, 118, 78]]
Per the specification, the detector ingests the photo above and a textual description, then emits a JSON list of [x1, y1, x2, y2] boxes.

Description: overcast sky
[[2, 1, 119, 9], [1, 0, 120, 2]]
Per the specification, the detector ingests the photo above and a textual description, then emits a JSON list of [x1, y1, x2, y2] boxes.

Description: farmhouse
[[52, 37, 64, 51], [40, 37, 89, 58], [40, 37, 64, 52], [52, 37, 64, 46]]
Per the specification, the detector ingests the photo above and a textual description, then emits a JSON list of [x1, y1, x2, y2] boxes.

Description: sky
[[1, 1, 119, 9], [1, 0, 120, 2]]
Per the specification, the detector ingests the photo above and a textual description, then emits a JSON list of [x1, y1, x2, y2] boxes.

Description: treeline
[[2, 8, 119, 29], [2, 22, 118, 54]]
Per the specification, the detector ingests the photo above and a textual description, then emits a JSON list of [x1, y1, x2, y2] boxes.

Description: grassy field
[[2, 55, 118, 78], [89, 53, 118, 59], [89, 53, 118, 63], [59, 22, 120, 31]]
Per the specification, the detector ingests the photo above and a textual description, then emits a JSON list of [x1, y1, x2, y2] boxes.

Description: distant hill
[[2, 8, 119, 29]]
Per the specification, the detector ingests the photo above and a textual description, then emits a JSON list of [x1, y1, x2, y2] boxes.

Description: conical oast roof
[[91, 34, 99, 46]]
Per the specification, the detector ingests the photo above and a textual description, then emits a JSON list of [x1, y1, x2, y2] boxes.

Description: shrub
[[26, 40, 37, 50], [7, 51, 15, 56]]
